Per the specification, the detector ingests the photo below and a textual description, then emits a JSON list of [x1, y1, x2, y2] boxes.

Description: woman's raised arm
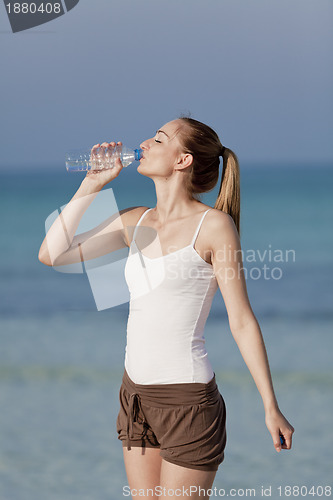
[[38, 141, 127, 267]]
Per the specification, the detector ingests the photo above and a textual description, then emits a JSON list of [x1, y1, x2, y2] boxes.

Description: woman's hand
[[84, 141, 124, 188], [265, 407, 295, 452]]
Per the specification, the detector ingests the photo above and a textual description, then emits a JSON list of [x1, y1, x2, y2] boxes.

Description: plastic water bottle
[[65, 145, 143, 172]]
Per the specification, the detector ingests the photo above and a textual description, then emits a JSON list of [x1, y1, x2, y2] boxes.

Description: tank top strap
[[132, 208, 152, 243], [191, 209, 213, 246]]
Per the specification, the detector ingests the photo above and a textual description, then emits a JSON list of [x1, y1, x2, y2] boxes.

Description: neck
[[152, 179, 199, 225]]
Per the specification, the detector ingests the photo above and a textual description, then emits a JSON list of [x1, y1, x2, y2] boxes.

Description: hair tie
[[220, 146, 226, 157]]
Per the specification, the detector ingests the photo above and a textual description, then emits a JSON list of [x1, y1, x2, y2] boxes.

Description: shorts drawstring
[[127, 392, 147, 451]]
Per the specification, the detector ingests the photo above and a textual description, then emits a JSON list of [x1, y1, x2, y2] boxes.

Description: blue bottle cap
[[134, 148, 143, 161]]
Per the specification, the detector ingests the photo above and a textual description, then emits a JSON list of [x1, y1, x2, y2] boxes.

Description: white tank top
[[124, 208, 218, 384]]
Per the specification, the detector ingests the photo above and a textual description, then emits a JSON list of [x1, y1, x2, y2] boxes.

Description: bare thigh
[[160, 459, 217, 500], [123, 446, 162, 497], [122, 446, 217, 500]]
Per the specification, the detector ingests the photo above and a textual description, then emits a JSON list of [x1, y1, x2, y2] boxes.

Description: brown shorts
[[116, 369, 227, 472]]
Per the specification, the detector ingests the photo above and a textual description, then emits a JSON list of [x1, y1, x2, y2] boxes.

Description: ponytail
[[214, 147, 241, 236]]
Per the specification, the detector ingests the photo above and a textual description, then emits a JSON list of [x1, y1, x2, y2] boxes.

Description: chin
[[137, 164, 150, 178]]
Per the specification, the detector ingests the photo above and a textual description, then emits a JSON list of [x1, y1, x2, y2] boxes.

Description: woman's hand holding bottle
[[84, 141, 124, 188]]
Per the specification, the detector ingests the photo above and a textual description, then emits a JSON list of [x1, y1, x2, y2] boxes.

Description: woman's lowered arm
[[209, 211, 295, 452]]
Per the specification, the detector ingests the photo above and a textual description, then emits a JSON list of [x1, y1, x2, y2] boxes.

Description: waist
[[121, 367, 219, 408]]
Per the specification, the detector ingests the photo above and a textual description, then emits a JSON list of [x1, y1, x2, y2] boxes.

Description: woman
[[39, 117, 294, 499]]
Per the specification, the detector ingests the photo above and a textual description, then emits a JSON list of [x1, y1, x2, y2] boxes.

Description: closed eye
[[155, 139, 162, 143]]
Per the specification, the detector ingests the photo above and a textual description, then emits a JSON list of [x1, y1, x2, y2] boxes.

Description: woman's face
[[138, 120, 186, 176]]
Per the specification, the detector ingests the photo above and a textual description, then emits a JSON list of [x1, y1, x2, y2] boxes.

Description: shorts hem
[[119, 437, 160, 449], [160, 454, 222, 472]]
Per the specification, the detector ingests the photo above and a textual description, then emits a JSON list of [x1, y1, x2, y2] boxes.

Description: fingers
[[266, 410, 295, 453], [274, 426, 295, 452], [86, 140, 124, 176], [101, 141, 116, 149], [91, 141, 122, 153], [114, 157, 123, 170], [273, 431, 282, 453], [98, 141, 122, 148], [282, 425, 295, 450]]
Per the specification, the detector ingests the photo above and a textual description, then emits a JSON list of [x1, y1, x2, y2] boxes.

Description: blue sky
[[0, 0, 332, 170]]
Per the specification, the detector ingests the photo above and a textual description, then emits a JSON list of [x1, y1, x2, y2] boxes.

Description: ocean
[[0, 164, 332, 499]]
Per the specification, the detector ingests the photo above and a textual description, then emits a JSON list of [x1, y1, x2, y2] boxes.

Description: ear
[[176, 153, 193, 170]]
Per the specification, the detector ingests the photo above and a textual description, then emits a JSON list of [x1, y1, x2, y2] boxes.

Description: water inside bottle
[[66, 160, 94, 171]]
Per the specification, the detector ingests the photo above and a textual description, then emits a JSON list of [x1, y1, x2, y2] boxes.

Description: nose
[[140, 138, 153, 150]]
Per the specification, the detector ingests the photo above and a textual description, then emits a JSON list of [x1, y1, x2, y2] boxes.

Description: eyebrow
[[156, 129, 170, 139]]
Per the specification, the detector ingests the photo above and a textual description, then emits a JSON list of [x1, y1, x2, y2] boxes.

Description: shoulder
[[205, 207, 235, 229], [204, 208, 239, 250], [119, 206, 151, 246], [119, 206, 150, 224]]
